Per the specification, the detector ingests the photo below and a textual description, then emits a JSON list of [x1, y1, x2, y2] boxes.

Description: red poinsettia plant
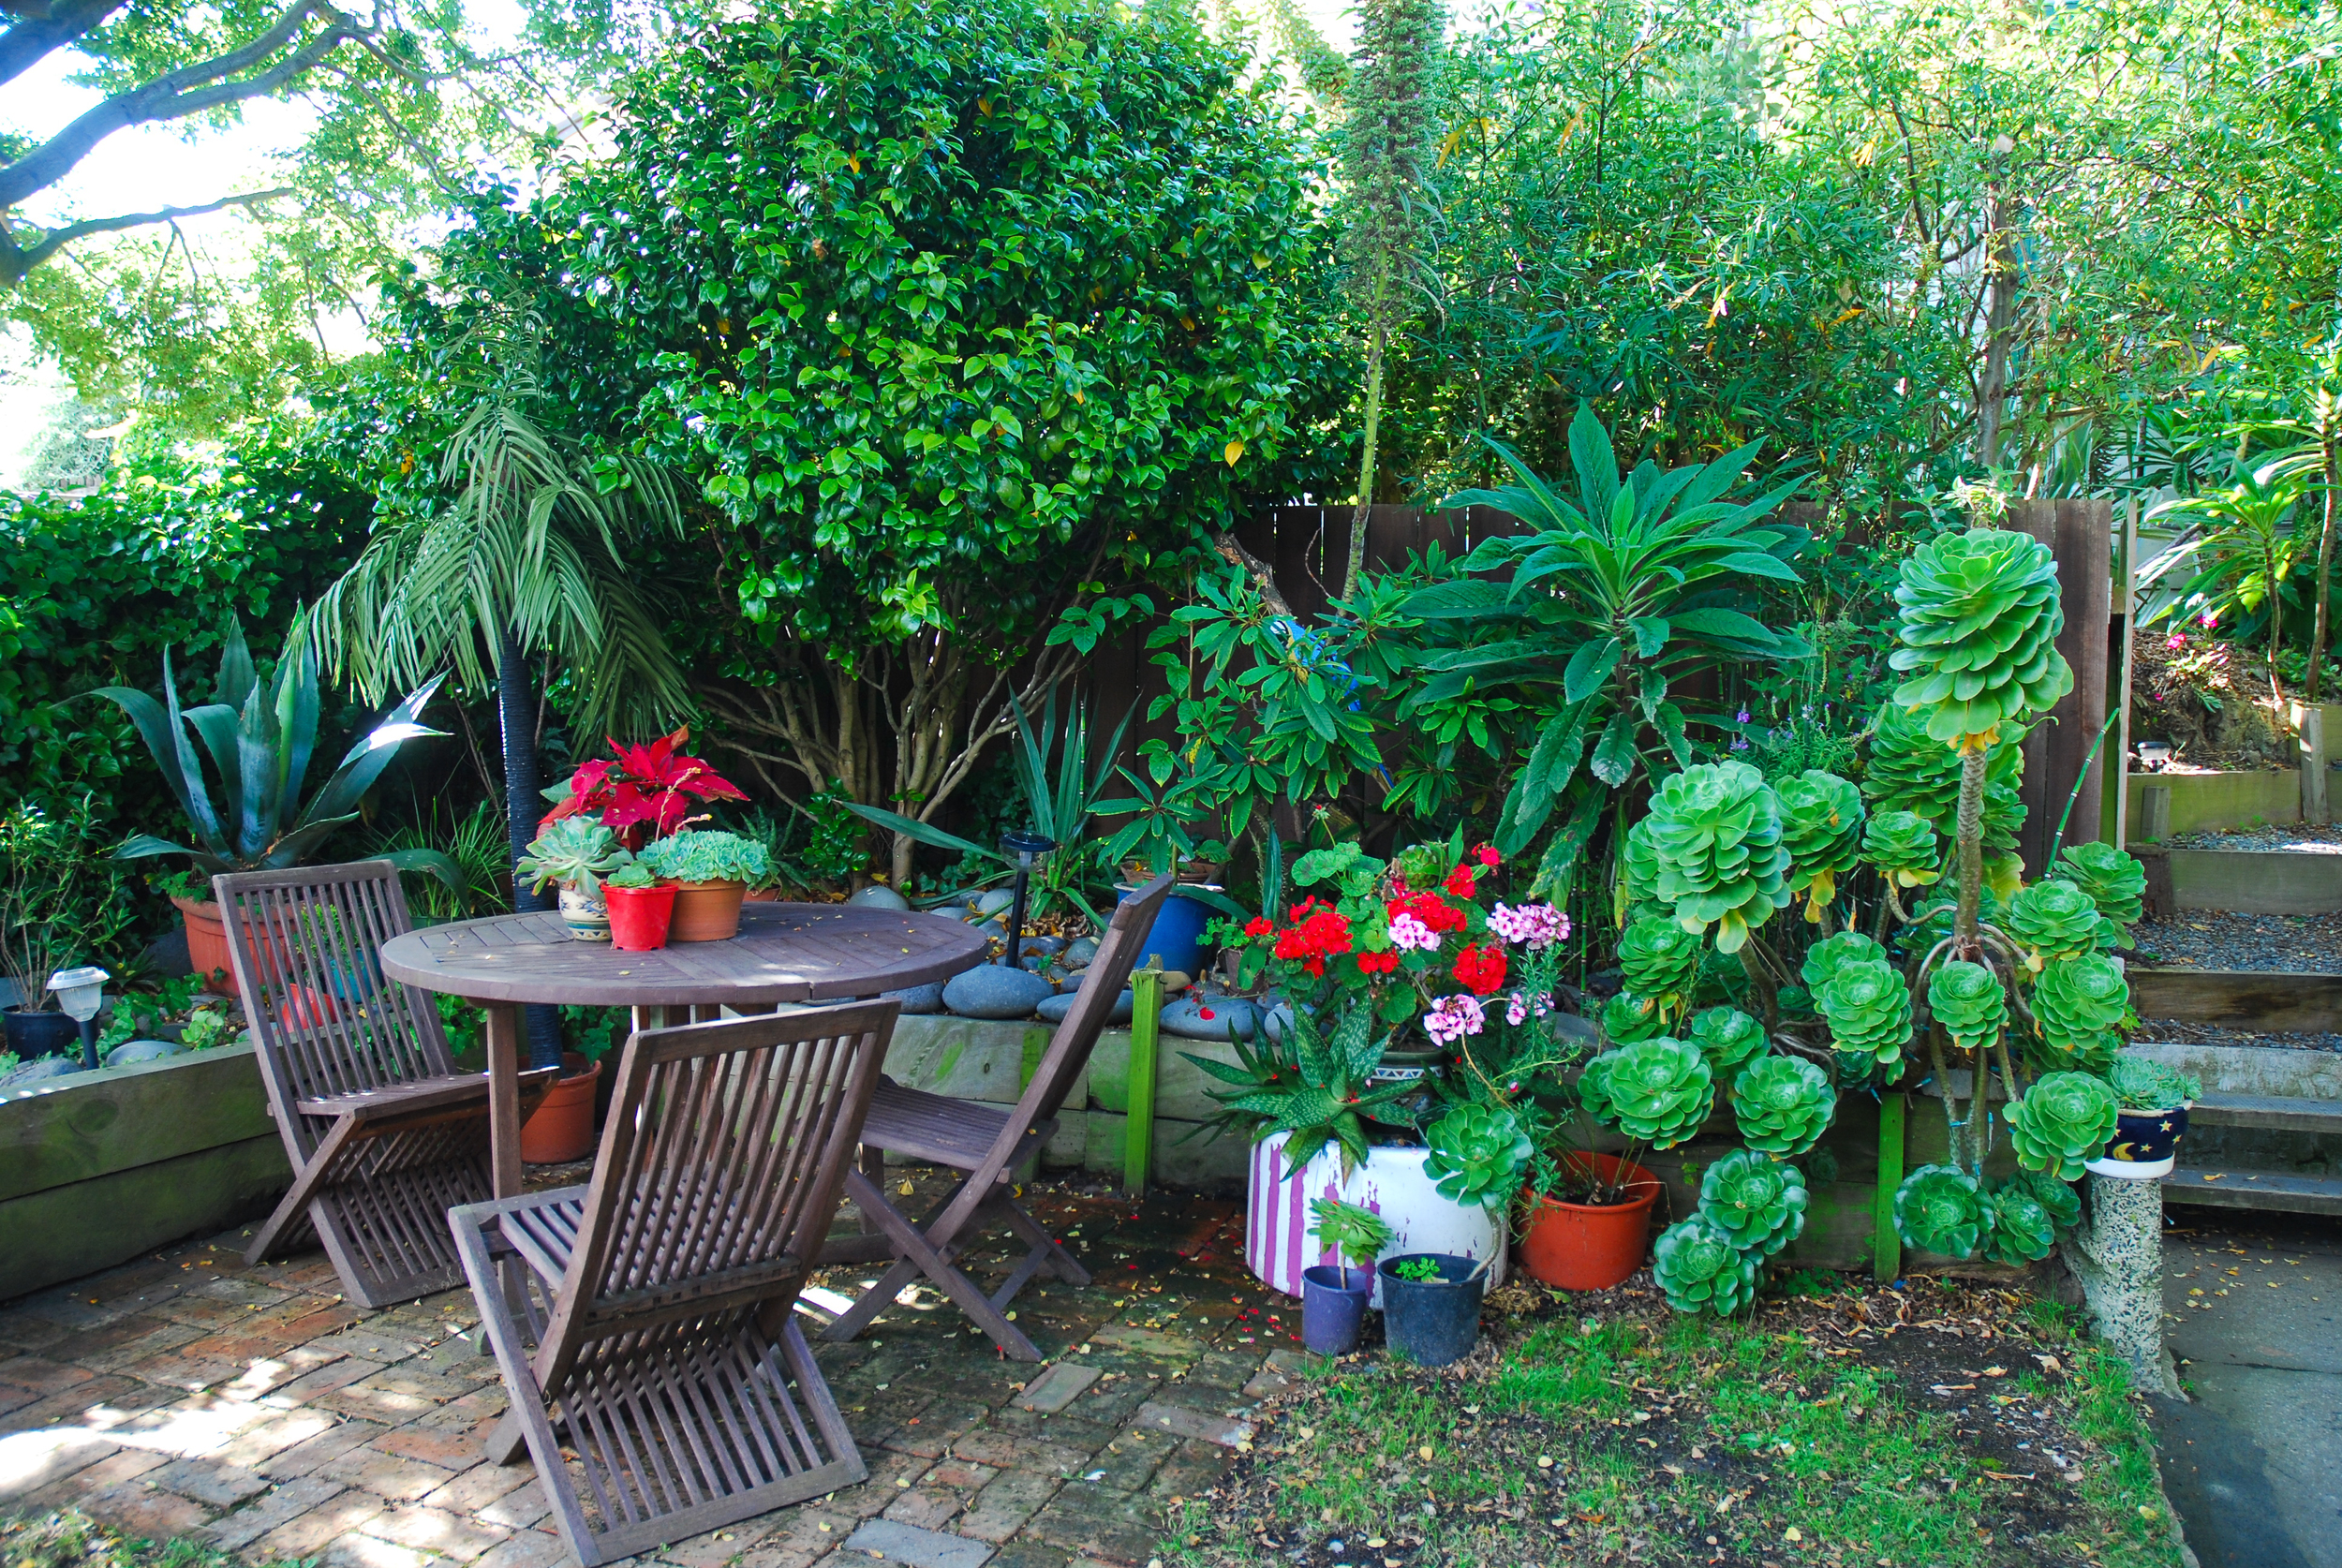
[[541, 728, 747, 849]]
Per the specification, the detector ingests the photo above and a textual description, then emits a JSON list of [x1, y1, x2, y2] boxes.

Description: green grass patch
[[1, 1510, 308, 1568]]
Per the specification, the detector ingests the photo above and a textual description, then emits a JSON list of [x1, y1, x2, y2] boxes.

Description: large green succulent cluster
[[1689, 1006, 1769, 1079], [1926, 960, 2008, 1054], [1652, 1213, 1762, 1315], [1645, 762, 1792, 954], [2057, 842, 2146, 949], [1861, 700, 2026, 851], [2005, 880, 2103, 966], [1583, 1038, 1714, 1149], [2107, 1055, 2201, 1111], [1801, 930, 1885, 992], [2009, 1167, 2081, 1228], [1600, 990, 1667, 1045], [1816, 958, 1913, 1074], [1861, 810, 1941, 890], [1979, 1184, 2058, 1265], [1775, 770, 1865, 921], [1697, 1150, 1809, 1256], [1423, 1102, 1534, 1211], [1619, 916, 1705, 1012], [1888, 527, 2075, 747], [1893, 1164, 1986, 1258], [2030, 952, 2129, 1068], [2006, 1071, 2121, 1181], [1732, 1055, 1835, 1157]]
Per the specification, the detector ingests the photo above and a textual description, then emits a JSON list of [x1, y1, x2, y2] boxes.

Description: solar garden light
[[46, 966, 109, 1070], [999, 831, 1056, 968]]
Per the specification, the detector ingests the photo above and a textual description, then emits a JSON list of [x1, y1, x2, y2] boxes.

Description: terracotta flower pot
[[742, 885, 783, 904], [171, 895, 234, 986], [520, 1053, 603, 1164], [1516, 1151, 1663, 1292], [281, 983, 342, 1030], [669, 880, 748, 941], [606, 884, 678, 951]]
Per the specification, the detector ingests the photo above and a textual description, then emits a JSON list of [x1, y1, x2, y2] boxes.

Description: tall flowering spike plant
[[541, 728, 748, 848]]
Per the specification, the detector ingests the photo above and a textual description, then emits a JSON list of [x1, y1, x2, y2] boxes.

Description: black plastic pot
[[3, 1006, 81, 1061], [1377, 1252, 1485, 1367], [1301, 1265, 1371, 1356]]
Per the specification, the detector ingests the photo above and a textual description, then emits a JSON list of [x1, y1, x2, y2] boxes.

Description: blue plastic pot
[[1117, 883, 1217, 977], [1301, 1265, 1371, 1356]]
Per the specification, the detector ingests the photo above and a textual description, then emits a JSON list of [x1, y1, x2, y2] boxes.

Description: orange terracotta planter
[[1516, 1152, 1663, 1292], [742, 885, 782, 904], [520, 1053, 603, 1163], [669, 880, 747, 941], [172, 895, 234, 985]]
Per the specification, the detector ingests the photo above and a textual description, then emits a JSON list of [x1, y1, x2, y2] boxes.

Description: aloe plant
[[93, 616, 458, 886], [1187, 1002, 1414, 1177], [1653, 1214, 1762, 1315], [1697, 1150, 1808, 1256]]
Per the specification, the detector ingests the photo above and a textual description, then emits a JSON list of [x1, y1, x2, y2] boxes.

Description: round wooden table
[[379, 901, 988, 1194]]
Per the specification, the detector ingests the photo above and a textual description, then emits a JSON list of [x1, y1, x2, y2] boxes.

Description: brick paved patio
[[0, 1173, 1307, 1568]]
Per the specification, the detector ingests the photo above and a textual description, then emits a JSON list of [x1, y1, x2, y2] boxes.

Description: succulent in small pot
[[1893, 1163, 1986, 1259], [1697, 1149, 1808, 1257], [2090, 1057, 2201, 1178], [2006, 1070, 2121, 1182], [640, 831, 773, 941], [602, 863, 677, 952], [518, 819, 631, 942], [1302, 1198, 1390, 1355], [1652, 1213, 1761, 1316], [1927, 960, 2007, 1055], [1423, 1102, 1534, 1211], [1731, 1055, 1834, 1158], [1687, 1006, 1768, 1080]]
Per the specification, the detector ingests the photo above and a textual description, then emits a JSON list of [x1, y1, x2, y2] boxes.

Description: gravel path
[[2131, 910, 2342, 971], [2135, 1019, 2342, 1054], [2164, 822, 2342, 853]]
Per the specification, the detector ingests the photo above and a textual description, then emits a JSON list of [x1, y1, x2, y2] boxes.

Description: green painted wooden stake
[[1125, 968, 1164, 1196], [1874, 1090, 1905, 1280]]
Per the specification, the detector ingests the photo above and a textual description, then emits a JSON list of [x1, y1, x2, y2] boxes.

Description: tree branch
[[0, 0, 122, 89], [0, 186, 293, 282]]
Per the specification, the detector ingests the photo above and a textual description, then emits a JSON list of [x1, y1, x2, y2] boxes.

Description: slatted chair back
[[535, 1000, 896, 1392], [993, 870, 1176, 1164], [216, 861, 457, 1157]]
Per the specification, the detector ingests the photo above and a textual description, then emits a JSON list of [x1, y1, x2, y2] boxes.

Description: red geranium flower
[[1356, 950, 1401, 975], [1452, 943, 1507, 996], [1245, 916, 1274, 939], [1474, 843, 1501, 868], [1444, 864, 1478, 899]]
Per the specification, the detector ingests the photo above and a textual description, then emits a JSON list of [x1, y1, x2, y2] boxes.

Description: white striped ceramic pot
[[1246, 1130, 1505, 1309]]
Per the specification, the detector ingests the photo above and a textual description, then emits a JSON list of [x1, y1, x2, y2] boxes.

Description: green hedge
[[0, 438, 368, 839]]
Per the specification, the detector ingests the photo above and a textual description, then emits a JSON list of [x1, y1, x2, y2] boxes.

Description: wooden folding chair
[[218, 862, 558, 1307], [450, 1002, 896, 1567], [817, 871, 1177, 1361]]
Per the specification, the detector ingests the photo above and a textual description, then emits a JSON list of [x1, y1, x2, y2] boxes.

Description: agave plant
[[1979, 1184, 2057, 1266], [2006, 1071, 2121, 1181], [93, 616, 459, 886], [1861, 809, 1941, 890], [1893, 1164, 1986, 1259], [2031, 952, 2130, 1063], [1775, 769, 1865, 921], [1187, 1002, 1415, 1176], [1801, 930, 1885, 992], [1889, 527, 2075, 747], [1585, 1037, 1714, 1148], [1423, 1102, 1534, 1211], [2057, 842, 2145, 948], [1697, 1150, 1809, 1256], [1816, 957, 1913, 1072], [1619, 916, 1705, 1012], [1689, 1006, 1769, 1079], [1600, 990, 1668, 1045], [1732, 1055, 1834, 1157], [1653, 1213, 1763, 1316], [1927, 960, 2008, 1054], [1645, 761, 1792, 953], [1861, 700, 2025, 851], [2005, 880, 2103, 967]]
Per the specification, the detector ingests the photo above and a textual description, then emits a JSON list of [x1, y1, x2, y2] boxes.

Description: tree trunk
[[1974, 187, 2016, 473], [497, 624, 565, 1072], [2312, 429, 2338, 702]]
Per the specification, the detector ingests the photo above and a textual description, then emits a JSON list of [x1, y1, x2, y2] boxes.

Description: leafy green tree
[[469, 0, 1344, 882]]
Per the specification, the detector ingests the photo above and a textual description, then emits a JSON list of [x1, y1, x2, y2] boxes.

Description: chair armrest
[[299, 1065, 560, 1121]]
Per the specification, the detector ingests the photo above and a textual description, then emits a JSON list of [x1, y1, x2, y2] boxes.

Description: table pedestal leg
[[482, 1003, 524, 1198]]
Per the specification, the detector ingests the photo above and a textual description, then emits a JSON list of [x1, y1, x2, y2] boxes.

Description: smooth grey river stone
[[942, 965, 1054, 1020]]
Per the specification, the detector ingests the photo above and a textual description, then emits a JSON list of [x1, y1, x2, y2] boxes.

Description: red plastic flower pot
[[1517, 1151, 1663, 1292], [605, 883, 677, 951]]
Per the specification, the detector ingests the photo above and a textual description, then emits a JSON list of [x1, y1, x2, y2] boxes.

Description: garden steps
[[2186, 1091, 2342, 1134], [2158, 1165, 2342, 1216]]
